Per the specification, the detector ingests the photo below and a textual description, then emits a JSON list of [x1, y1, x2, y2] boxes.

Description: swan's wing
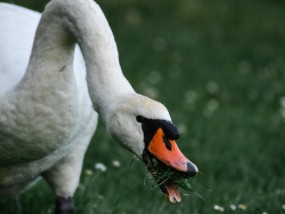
[[0, 3, 40, 95]]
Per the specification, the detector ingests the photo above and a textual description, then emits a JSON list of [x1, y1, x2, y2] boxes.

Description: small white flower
[[184, 90, 197, 104], [262, 212, 268, 214], [280, 97, 285, 120], [112, 160, 121, 167], [213, 205, 224, 212], [238, 204, 247, 210], [281, 204, 285, 210], [203, 99, 219, 118], [94, 163, 107, 172], [206, 81, 219, 94], [143, 87, 159, 99], [125, 8, 142, 25], [84, 169, 93, 176], [207, 99, 219, 111], [280, 96, 285, 109], [148, 71, 161, 85], [238, 60, 252, 74], [229, 204, 237, 211]]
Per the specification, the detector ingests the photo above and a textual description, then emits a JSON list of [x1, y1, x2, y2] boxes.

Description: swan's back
[[0, 2, 98, 195], [0, 3, 90, 104], [0, 2, 97, 164], [0, 3, 40, 95]]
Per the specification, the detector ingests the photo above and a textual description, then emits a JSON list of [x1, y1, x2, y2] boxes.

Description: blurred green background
[[1, 0, 285, 213]]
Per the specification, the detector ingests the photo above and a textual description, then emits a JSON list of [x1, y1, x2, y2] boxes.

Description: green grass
[[1, 0, 285, 213]]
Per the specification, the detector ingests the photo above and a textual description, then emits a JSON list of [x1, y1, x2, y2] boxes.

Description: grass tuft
[[142, 150, 204, 200]]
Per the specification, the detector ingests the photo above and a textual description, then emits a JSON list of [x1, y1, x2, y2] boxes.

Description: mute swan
[[0, 0, 198, 213]]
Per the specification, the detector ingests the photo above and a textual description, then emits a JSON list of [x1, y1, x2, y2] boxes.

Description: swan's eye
[[136, 115, 144, 123]]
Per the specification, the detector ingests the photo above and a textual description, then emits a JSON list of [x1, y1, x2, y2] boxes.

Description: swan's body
[[0, 0, 198, 212], [0, 2, 97, 198]]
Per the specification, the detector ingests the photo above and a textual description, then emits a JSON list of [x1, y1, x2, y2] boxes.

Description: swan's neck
[[25, 0, 134, 120]]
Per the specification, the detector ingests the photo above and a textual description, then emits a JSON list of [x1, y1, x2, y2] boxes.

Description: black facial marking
[[161, 121, 180, 140], [139, 118, 180, 147], [163, 135, 172, 151]]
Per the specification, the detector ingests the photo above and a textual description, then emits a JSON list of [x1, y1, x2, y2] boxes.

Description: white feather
[[0, 0, 171, 198]]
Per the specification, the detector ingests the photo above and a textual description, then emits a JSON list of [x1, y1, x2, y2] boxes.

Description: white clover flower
[[262, 212, 268, 214], [125, 8, 142, 25], [229, 204, 237, 211], [213, 205, 224, 212], [143, 87, 159, 99], [203, 99, 219, 118], [84, 169, 93, 176], [207, 99, 219, 111], [147, 71, 161, 85], [238, 204, 247, 210], [206, 81, 219, 94], [238, 60, 252, 74], [282, 204, 285, 210], [184, 90, 197, 104], [94, 163, 107, 172], [280, 96, 285, 109], [112, 160, 121, 167]]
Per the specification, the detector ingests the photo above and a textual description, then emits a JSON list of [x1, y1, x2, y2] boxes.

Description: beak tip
[[186, 162, 198, 177]]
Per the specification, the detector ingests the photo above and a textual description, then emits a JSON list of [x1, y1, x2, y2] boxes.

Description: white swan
[[0, 0, 198, 212]]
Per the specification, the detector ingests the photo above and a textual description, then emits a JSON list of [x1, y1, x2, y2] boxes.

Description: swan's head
[[106, 93, 198, 203]]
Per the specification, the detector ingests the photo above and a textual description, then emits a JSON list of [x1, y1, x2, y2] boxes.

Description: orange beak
[[148, 128, 198, 176]]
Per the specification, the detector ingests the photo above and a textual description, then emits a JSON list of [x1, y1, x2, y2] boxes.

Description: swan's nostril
[[186, 162, 198, 177]]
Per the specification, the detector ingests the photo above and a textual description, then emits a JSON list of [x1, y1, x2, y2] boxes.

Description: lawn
[[1, 0, 285, 213]]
